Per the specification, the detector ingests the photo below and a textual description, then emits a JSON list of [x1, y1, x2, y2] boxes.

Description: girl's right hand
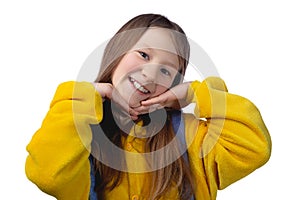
[[92, 83, 139, 120], [132, 82, 191, 115]]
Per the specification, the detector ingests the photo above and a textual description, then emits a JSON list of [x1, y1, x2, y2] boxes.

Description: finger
[[135, 104, 160, 112], [133, 104, 164, 115], [141, 95, 167, 106], [132, 105, 151, 113], [129, 108, 139, 117], [148, 104, 164, 112], [130, 115, 138, 121], [141, 91, 175, 106], [129, 110, 139, 120]]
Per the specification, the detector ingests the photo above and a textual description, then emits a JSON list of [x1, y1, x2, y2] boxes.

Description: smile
[[129, 77, 150, 94]]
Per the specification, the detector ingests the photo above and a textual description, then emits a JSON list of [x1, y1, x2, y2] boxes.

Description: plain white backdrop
[[1, 0, 299, 199]]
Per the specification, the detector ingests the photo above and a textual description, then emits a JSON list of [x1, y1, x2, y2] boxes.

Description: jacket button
[[131, 194, 139, 200], [126, 143, 133, 151]]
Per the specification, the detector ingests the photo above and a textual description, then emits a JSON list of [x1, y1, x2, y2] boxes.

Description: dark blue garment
[[89, 110, 194, 199], [89, 155, 97, 200]]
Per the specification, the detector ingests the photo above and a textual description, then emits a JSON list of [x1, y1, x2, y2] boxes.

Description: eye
[[138, 51, 150, 60], [160, 68, 171, 76]]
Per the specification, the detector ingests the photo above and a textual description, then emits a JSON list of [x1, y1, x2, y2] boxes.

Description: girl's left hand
[[133, 82, 191, 114]]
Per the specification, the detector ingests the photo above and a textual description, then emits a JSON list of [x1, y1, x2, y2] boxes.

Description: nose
[[141, 65, 159, 93], [141, 64, 160, 82]]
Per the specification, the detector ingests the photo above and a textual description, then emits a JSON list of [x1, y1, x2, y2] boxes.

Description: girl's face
[[112, 28, 180, 108]]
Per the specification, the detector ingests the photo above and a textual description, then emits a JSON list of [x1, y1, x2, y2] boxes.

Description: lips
[[129, 77, 150, 94]]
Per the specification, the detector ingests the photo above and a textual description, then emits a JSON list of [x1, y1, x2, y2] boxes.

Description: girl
[[25, 14, 271, 200]]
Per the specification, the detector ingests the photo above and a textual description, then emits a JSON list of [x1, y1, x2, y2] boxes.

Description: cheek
[[112, 56, 142, 85], [156, 75, 176, 89]]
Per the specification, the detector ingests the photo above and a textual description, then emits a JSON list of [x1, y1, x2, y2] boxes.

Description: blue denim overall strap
[[89, 110, 194, 199], [171, 110, 189, 163], [171, 110, 195, 200], [89, 155, 97, 200]]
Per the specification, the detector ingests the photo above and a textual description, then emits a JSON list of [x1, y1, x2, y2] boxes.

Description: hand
[[133, 82, 192, 114], [92, 83, 139, 120]]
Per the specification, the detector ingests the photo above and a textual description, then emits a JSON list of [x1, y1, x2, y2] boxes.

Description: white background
[[1, 0, 299, 199]]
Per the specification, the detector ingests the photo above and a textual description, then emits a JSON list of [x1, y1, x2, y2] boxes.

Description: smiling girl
[[25, 14, 271, 200]]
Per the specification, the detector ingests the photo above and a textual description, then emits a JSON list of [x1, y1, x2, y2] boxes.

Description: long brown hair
[[92, 13, 193, 199]]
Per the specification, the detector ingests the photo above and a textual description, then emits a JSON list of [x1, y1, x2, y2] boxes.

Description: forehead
[[133, 28, 177, 55]]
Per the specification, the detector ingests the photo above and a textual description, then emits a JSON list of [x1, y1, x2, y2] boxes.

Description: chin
[[129, 101, 140, 108], [127, 92, 143, 108]]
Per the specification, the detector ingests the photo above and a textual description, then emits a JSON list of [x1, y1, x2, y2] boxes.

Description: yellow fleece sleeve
[[25, 81, 103, 200], [185, 77, 271, 199]]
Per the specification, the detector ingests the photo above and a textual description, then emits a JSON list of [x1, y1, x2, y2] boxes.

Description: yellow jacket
[[25, 77, 271, 200]]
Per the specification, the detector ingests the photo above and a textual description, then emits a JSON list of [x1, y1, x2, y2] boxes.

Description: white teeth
[[130, 78, 149, 94]]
